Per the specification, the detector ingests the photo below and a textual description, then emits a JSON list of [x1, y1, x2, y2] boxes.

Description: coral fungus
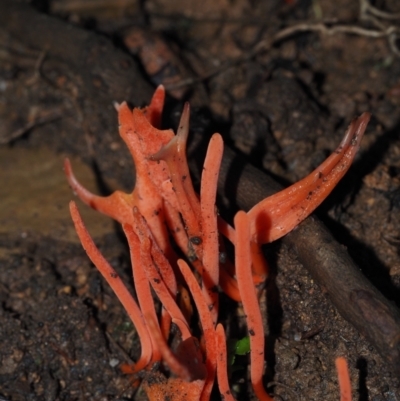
[[66, 86, 369, 400]]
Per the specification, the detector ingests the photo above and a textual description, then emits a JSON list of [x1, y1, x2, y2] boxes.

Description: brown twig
[[25, 50, 47, 85], [0, 110, 63, 145], [50, 0, 138, 14], [360, 0, 400, 21], [267, 381, 300, 401], [272, 21, 400, 58]]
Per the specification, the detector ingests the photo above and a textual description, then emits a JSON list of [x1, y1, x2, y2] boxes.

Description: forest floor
[[1, 0, 400, 400]]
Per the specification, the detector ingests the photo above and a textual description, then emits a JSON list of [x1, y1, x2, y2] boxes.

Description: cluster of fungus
[[65, 86, 369, 401]]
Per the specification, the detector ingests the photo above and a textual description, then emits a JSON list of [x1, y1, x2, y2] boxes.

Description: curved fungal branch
[[69, 201, 153, 373], [123, 223, 162, 363], [248, 112, 370, 244], [200, 133, 224, 326], [65, 158, 136, 224]]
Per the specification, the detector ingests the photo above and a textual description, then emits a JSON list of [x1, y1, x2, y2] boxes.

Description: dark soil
[[1, 0, 400, 400]]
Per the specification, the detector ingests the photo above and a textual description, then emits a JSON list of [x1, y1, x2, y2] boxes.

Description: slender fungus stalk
[[69, 201, 153, 372], [336, 357, 352, 401], [123, 223, 162, 363], [178, 259, 218, 401], [200, 133, 224, 325], [234, 211, 272, 401], [216, 324, 236, 401]]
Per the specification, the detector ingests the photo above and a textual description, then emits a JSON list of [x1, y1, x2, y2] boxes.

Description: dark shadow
[[317, 212, 400, 305], [264, 240, 283, 381], [90, 158, 114, 197], [221, 151, 245, 220], [356, 357, 369, 401], [30, 0, 49, 13]]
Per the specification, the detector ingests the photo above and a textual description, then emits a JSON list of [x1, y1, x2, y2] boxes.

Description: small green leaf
[[227, 336, 251, 367], [234, 336, 250, 356]]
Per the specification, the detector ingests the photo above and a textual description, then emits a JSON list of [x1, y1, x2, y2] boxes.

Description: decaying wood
[[1, 0, 400, 372]]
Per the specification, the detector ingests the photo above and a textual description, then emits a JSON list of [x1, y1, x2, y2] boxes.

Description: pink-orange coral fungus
[[65, 86, 369, 401]]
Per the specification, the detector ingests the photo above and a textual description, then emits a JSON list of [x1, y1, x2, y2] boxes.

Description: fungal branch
[[66, 86, 368, 400]]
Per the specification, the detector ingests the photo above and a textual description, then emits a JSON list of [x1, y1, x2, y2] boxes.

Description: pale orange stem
[[127, 206, 177, 297], [336, 357, 352, 401], [178, 259, 217, 401], [69, 201, 152, 372], [133, 209, 192, 340], [123, 224, 162, 363], [148, 216, 180, 340], [149, 230, 178, 297], [171, 102, 202, 218], [164, 198, 209, 286], [234, 211, 273, 401], [159, 307, 173, 344], [215, 324, 237, 401], [218, 216, 236, 243], [163, 199, 192, 255], [200, 133, 224, 326], [219, 266, 241, 302], [218, 216, 268, 298]]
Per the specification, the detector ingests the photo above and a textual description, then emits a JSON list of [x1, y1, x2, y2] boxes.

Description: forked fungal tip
[[63, 157, 71, 172], [113, 101, 121, 111], [177, 102, 190, 140]]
